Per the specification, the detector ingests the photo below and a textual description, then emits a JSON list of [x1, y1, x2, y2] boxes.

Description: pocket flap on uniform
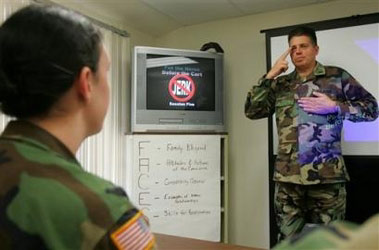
[[276, 98, 294, 107]]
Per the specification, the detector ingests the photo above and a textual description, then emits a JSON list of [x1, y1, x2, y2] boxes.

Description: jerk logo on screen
[[168, 74, 196, 102]]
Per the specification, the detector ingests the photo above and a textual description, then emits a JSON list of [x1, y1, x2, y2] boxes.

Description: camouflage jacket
[[273, 214, 379, 250], [245, 62, 378, 185], [0, 121, 155, 249]]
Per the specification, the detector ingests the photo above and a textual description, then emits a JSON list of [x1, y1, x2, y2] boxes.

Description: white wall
[[52, 0, 156, 48], [155, 0, 379, 248]]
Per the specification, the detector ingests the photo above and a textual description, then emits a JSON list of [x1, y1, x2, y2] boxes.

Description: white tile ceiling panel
[[141, 0, 243, 25], [58, 0, 337, 36], [69, 0, 182, 35], [230, 0, 333, 15]]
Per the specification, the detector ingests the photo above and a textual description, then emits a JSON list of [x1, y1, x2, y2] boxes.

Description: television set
[[131, 46, 225, 133]]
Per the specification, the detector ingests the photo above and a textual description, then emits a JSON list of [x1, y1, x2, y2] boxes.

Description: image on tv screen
[[146, 54, 215, 111]]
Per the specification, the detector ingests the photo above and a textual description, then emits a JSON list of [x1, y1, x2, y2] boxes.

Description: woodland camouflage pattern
[[245, 62, 378, 185], [273, 213, 379, 250], [274, 182, 346, 240], [0, 120, 155, 249]]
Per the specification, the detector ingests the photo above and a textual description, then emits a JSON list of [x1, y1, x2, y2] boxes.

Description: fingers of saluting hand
[[266, 48, 291, 79], [279, 47, 291, 60], [279, 61, 289, 72], [276, 48, 290, 66], [278, 48, 290, 71]]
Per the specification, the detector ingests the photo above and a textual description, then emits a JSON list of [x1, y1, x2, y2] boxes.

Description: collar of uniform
[[1, 120, 78, 164], [285, 61, 326, 82], [313, 62, 326, 76]]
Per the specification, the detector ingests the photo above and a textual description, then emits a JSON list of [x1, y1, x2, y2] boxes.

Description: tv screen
[[146, 54, 215, 111], [131, 46, 225, 133]]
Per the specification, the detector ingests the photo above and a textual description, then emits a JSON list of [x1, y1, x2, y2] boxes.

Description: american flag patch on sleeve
[[111, 211, 155, 250]]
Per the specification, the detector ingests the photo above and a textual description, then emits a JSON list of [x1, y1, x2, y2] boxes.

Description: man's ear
[[76, 66, 93, 102], [315, 45, 319, 56]]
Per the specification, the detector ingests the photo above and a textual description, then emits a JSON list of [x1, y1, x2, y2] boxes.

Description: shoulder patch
[[110, 211, 155, 250]]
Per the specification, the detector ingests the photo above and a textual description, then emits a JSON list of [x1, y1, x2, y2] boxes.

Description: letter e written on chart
[[139, 192, 151, 206]]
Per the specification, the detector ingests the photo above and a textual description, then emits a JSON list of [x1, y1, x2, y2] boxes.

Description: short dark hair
[[288, 26, 317, 45], [0, 5, 102, 119]]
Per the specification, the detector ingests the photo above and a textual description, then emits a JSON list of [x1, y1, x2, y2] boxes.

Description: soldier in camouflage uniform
[[0, 5, 155, 249], [273, 214, 379, 250], [245, 26, 378, 241]]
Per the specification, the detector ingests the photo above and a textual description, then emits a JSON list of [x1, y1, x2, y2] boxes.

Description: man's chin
[[294, 62, 309, 69], [294, 60, 304, 66]]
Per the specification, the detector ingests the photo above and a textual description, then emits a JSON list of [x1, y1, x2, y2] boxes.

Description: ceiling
[[67, 0, 336, 36]]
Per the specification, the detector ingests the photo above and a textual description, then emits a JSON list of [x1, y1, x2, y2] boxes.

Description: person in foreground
[[245, 26, 378, 241], [273, 213, 379, 250], [0, 5, 155, 249]]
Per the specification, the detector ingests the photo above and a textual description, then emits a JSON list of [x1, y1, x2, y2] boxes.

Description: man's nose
[[294, 47, 302, 54]]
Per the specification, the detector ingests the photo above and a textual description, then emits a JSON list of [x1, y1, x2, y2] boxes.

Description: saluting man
[[245, 26, 378, 241]]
